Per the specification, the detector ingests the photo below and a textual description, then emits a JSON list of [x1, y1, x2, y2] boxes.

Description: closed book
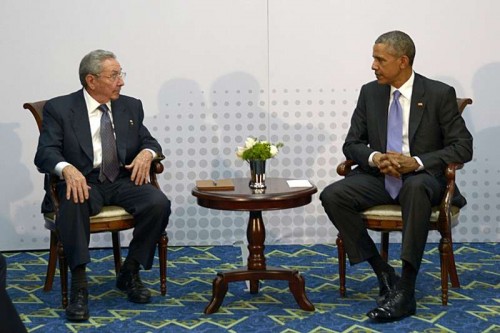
[[196, 179, 235, 191]]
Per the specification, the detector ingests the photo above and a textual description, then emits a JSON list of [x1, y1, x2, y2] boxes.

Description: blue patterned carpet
[[5, 243, 500, 332]]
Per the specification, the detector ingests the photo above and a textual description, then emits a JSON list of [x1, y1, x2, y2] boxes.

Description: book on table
[[195, 179, 235, 191]]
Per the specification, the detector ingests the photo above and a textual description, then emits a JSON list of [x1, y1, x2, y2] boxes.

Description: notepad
[[287, 179, 313, 188], [196, 179, 235, 191]]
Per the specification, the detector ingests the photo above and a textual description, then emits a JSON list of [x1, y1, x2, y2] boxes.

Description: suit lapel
[[409, 74, 426, 144], [71, 91, 94, 163], [376, 85, 391, 150], [111, 99, 128, 163]]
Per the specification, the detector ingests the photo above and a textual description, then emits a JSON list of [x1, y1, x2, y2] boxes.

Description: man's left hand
[[125, 150, 154, 185], [386, 152, 420, 174]]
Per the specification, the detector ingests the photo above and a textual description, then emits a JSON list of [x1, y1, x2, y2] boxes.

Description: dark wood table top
[[192, 177, 318, 211]]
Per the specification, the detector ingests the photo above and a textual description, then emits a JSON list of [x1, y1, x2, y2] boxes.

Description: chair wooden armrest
[[336, 159, 357, 176], [150, 159, 165, 189]]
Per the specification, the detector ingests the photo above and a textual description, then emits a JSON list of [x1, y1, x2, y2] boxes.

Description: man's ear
[[400, 55, 410, 69], [86, 74, 96, 90]]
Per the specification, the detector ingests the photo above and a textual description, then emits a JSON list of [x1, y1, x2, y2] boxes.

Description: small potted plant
[[236, 137, 284, 189]]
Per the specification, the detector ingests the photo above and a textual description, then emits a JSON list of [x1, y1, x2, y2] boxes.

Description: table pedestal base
[[192, 182, 318, 315], [204, 266, 315, 314]]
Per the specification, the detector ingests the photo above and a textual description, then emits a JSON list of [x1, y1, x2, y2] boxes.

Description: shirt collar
[[83, 88, 111, 114], [391, 71, 414, 100]]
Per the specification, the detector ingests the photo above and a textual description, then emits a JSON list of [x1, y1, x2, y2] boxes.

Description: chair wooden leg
[[439, 236, 451, 306], [44, 231, 58, 292], [111, 231, 122, 276], [447, 237, 460, 288], [336, 234, 346, 298], [57, 240, 69, 308], [380, 232, 389, 262], [158, 231, 168, 296]]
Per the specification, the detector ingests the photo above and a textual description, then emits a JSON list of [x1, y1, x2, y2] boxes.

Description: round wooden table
[[192, 177, 318, 314]]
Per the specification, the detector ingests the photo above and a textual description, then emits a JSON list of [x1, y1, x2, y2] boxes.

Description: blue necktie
[[98, 104, 120, 182], [385, 90, 403, 199]]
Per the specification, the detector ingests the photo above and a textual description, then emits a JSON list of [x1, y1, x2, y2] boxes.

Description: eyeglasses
[[94, 71, 126, 81]]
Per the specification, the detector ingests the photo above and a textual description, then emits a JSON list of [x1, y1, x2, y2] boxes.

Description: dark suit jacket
[[35, 89, 161, 175], [343, 73, 473, 206], [34, 89, 162, 212]]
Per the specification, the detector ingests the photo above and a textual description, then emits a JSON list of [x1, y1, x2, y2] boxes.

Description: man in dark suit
[[320, 31, 473, 321], [35, 50, 171, 321], [0, 253, 28, 333]]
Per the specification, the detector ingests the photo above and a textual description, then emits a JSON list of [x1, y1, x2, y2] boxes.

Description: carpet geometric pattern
[[5, 243, 499, 333]]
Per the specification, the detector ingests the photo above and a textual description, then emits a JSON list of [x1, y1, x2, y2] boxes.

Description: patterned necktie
[[385, 90, 403, 199], [98, 104, 120, 182]]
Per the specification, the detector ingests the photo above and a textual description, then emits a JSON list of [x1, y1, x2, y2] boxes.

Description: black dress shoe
[[376, 271, 400, 306], [116, 269, 151, 303], [367, 289, 416, 322], [65, 287, 89, 321]]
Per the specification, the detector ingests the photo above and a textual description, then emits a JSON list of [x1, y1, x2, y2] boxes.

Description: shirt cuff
[[368, 151, 380, 167], [413, 156, 424, 171], [145, 149, 156, 159], [54, 162, 71, 178]]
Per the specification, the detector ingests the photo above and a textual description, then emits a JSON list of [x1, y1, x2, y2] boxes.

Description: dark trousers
[[320, 171, 444, 271], [56, 169, 171, 271], [0, 253, 28, 333]]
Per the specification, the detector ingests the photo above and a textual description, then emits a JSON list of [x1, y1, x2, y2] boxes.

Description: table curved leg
[[204, 273, 229, 314], [249, 279, 259, 294], [247, 210, 265, 295], [289, 271, 315, 311]]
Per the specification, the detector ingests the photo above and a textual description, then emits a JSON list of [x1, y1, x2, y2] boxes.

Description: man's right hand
[[373, 152, 401, 178], [61, 165, 90, 203]]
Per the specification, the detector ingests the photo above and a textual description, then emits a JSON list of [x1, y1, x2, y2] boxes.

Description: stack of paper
[[287, 179, 313, 187]]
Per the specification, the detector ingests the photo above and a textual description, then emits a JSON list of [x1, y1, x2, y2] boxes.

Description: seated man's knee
[[401, 175, 428, 194], [320, 182, 343, 206], [147, 191, 171, 215], [400, 174, 441, 202]]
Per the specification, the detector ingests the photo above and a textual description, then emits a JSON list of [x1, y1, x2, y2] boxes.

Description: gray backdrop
[[1, 0, 498, 251]]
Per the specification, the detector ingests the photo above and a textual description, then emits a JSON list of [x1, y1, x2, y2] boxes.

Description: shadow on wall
[[154, 72, 267, 186], [431, 69, 500, 242], [0, 122, 33, 244], [471, 62, 500, 167], [470, 62, 500, 242], [153, 76, 242, 245], [153, 73, 270, 245], [154, 78, 207, 188], [153, 78, 206, 245], [152, 73, 342, 245], [209, 71, 266, 179]]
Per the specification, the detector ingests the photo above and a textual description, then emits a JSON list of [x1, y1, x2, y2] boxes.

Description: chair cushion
[[361, 205, 460, 227], [44, 205, 133, 224]]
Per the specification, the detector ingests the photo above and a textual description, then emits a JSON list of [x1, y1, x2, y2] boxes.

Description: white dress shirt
[[369, 72, 424, 170], [54, 89, 156, 177], [54, 89, 113, 176]]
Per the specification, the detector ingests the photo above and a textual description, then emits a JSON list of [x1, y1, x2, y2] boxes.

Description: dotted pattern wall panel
[[150, 84, 352, 246], [2, 1, 499, 251], [265, 87, 354, 244], [150, 74, 270, 246], [148, 85, 497, 246]]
